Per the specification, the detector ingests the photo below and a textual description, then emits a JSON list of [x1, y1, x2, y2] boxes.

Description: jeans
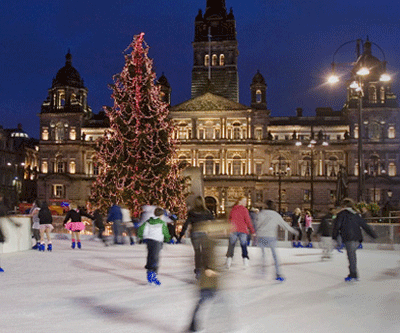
[[344, 240, 359, 278], [145, 239, 163, 273], [191, 231, 208, 272], [112, 219, 122, 244], [257, 236, 281, 276], [226, 232, 249, 259]]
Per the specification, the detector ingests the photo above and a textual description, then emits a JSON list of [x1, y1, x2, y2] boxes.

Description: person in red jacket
[[226, 197, 255, 269]]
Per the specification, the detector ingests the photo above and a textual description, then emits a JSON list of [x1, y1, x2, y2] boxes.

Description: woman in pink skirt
[[63, 203, 86, 249]]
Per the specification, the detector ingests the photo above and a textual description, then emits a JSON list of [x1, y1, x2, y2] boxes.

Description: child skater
[[29, 199, 41, 249], [38, 201, 53, 251], [137, 207, 170, 285], [63, 203, 86, 249]]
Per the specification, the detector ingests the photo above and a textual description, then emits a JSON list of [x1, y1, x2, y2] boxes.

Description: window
[[70, 128, 76, 141], [256, 89, 262, 103], [93, 164, 99, 176], [380, 87, 385, 103], [303, 189, 311, 202], [233, 123, 241, 139], [368, 86, 377, 103], [53, 184, 65, 198], [199, 129, 204, 139], [354, 125, 359, 139], [389, 163, 396, 176], [212, 54, 217, 66], [55, 123, 65, 142], [219, 54, 225, 66], [326, 157, 338, 177], [233, 156, 241, 175], [205, 127, 213, 139], [354, 163, 359, 176], [69, 161, 76, 174], [205, 156, 214, 175], [215, 129, 220, 139], [41, 161, 48, 173], [42, 128, 49, 141], [256, 163, 262, 175], [57, 161, 65, 173], [204, 55, 210, 66], [215, 163, 220, 175], [388, 126, 395, 139], [255, 128, 262, 140]]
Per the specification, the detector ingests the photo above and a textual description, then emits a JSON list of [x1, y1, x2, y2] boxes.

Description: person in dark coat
[[178, 196, 214, 279], [291, 207, 303, 247], [92, 209, 107, 245], [317, 208, 335, 259], [332, 198, 377, 282], [38, 201, 54, 251]]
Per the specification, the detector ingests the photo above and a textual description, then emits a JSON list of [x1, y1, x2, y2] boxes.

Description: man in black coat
[[332, 198, 377, 282]]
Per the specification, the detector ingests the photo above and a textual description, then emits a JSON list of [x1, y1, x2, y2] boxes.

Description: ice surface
[[1, 237, 399, 333]]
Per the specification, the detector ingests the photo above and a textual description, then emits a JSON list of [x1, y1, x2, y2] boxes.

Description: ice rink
[[1, 237, 399, 333]]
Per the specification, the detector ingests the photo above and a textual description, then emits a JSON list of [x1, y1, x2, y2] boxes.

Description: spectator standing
[[38, 201, 53, 251], [304, 210, 313, 248]]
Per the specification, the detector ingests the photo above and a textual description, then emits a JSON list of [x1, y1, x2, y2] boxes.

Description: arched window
[[389, 162, 396, 176], [69, 161, 76, 174], [233, 123, 241, 140], [301, 156, 312, 177], [233, 156, 241, 175], [326, 156, 338, 177], [42, 128, 49, 141], [205, 156, 214, 175], [69, 128, 76, 141], [204, 55, 210, 67], [55, 123, 65, 142], [368, 121, 382, 140], [41, 161, 48, 174], [388, 126, 395, 139], [212, 54, 217, 66], [219, 54, 225, 66], [256, 89, 262, 103]]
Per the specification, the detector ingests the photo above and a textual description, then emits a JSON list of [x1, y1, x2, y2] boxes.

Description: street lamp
[[296, 130, 328, 214], [327, 38, 391, 202]]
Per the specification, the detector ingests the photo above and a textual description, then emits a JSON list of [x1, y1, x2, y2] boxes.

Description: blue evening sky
[[1, 0, 399, 138]]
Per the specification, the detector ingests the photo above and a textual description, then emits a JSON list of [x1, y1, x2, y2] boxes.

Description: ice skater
[[29, 199, 41, 249], [38, 201, 53, 251], [291, 208, 303, 247], [255, 200, 299, 281], [177, 196, 214, 279], [225, 196, 255, 269], [332, 198, 377, 282], [63, 203, 86, 249], [137, 207, 171, 285], [304, 210, 313, 247], [317, 208, 335, 260]]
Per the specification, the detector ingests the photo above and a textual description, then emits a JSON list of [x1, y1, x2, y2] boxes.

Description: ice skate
[[292, 241, 297, 248], [47, 243, 52, 252], [0, 267, 4, 272], [32, 242, 39, 250], [39, 243, 45, 251], [147, 271, 153, 285], [276, 275, 285, 282], [243, 257, 249, 268], [71, 240, 76, 249], [297, 242, 303, 248], [77, 241, 81, 249], [151, 272, 161, 286], [226, 257, 232, 269], [344, 276, 359, 282]]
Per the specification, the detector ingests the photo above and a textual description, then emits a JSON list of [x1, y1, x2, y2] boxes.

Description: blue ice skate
[[47, 243, 52, 252], [276, 275, 285, 282]]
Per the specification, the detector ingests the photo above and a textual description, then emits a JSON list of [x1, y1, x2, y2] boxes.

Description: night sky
[[1, 0, 399, 138]]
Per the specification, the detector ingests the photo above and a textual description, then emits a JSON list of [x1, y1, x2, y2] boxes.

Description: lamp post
[[296, 130, 328, 214], [327, 39, 391, 202]]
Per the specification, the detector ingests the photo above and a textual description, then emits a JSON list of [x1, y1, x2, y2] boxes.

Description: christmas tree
[[90, 33, 187, 218]]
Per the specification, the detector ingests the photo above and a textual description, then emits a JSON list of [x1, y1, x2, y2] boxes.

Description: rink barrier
[[0, 216, 31, 254]]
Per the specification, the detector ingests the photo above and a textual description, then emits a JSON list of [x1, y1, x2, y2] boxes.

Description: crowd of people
[[0, 192, 382, 331]]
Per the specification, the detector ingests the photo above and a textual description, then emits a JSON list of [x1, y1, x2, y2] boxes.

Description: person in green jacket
[[138, 207, 170, 285]]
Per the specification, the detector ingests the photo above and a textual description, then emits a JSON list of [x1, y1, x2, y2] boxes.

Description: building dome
[[52, 52, 85, 88], [252, 70, 266, 85], [352, 40, 385, 80]]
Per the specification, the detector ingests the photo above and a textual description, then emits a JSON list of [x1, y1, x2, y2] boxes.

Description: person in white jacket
[[255, 200, 299, 281]]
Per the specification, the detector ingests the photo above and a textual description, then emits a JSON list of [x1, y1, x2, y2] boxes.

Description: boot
[[77, 241, 81, 249], [152, 272, 161, 286], [32, 242, 39, 250], [147, 271, 153, 284], [71, 239, 76, 249], [297, 242, 303, 248], [0, 267, 4, 272], [47, 243, 52, 252], [39, 243, 45, 251], [276, 275, 285, 282], [292, 241, 297, 248]]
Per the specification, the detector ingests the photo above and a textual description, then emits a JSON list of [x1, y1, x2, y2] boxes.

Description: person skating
[[63, 203, 86, 249], [177, 196, 214, 279], [107, 203, 123, 244], [291, 208, 303, 247], [317, 208, 335, 260], [29, 199, 41, 249], [225, 196, 255, 269], [137, 207, 171, 285], [38, 201, 53, 251], [332, 198, 377, 282], [304, 210, 314, 248], [255, 200, 299, 281]]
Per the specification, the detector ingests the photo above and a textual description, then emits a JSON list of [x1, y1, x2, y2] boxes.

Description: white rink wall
[[0, 216, 31, 253]]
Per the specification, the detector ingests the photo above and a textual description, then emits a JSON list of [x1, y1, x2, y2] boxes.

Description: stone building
[[36, 0, 400, 216]]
